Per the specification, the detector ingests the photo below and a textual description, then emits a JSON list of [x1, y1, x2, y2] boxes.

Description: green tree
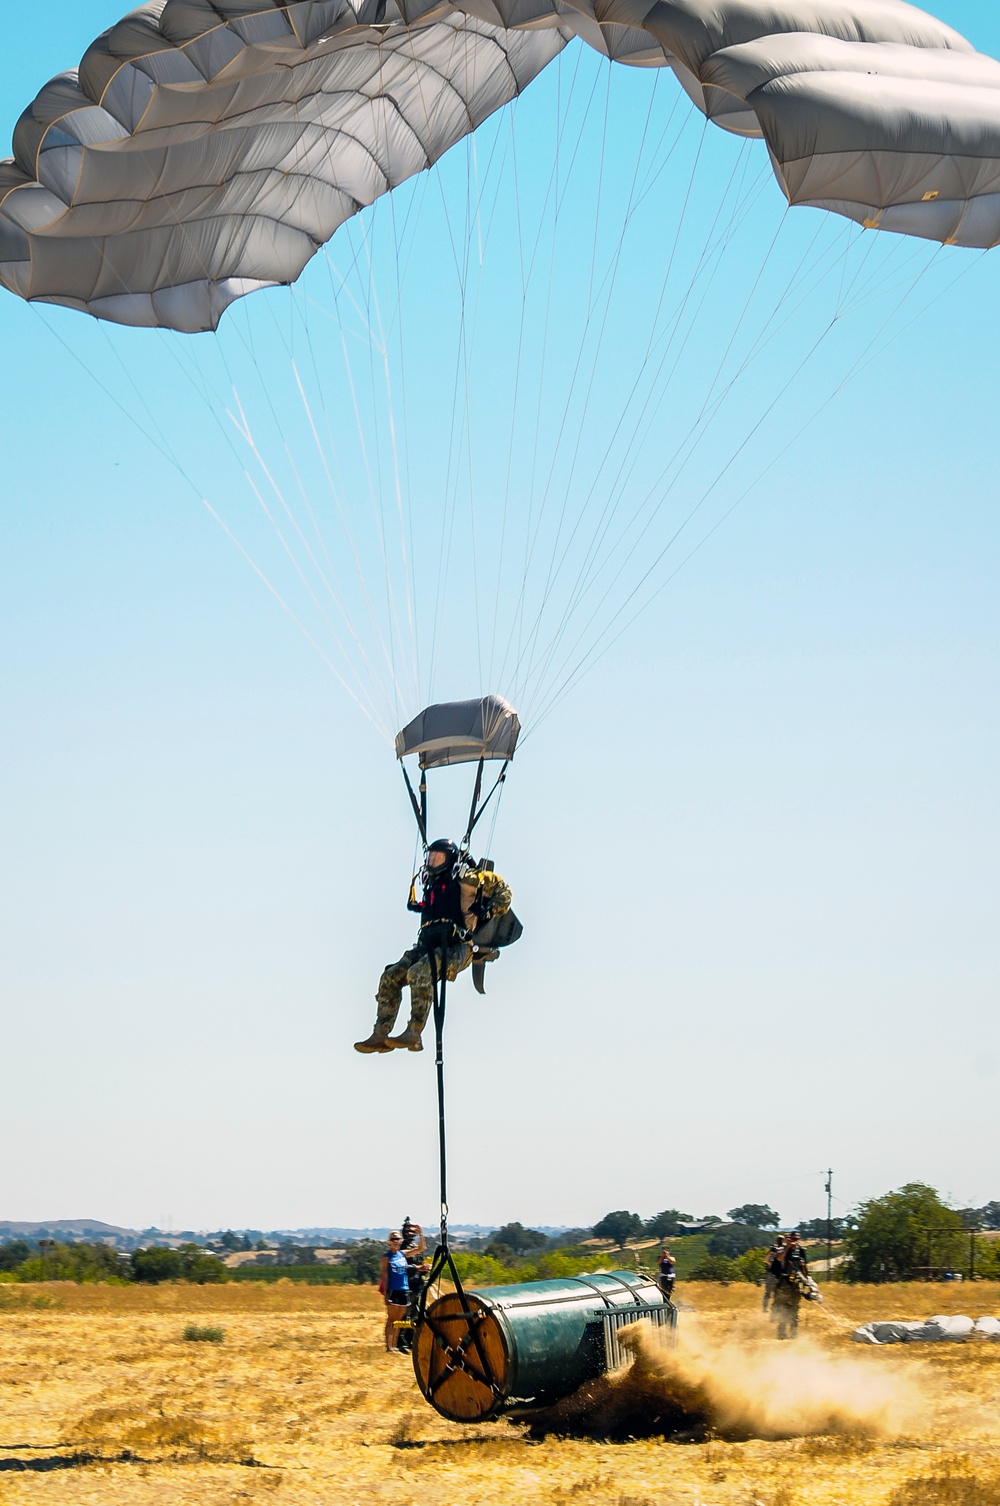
[[842, 1183, 966, 1282], [276, 1242, 317, 1266], [342, 1239, 384, 1284], [727, 1204, 780, 1229], [132, 1246, 183, 1283], [483, 1242, 517, 1267], [734, 1247, 769, 1283], [17, 1241, 128, 1283], [643, 1210, 692, 1239], [179, 1246, 229, 1284], [592, 1211, 643, 1249], [708, 1223, 771, 1258], [689, 1254, 738, 1283], [0, 1241, 31, 1273], [975, 1239, 1000, 1280], [798, 1217, 847, 1240], [493, 1222, 547, 1254], [978, 1202, 1000, 1231], [132, 1244, 228, 1285]]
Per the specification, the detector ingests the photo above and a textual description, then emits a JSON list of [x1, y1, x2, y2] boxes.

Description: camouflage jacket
[[460, 867, 512, 934]]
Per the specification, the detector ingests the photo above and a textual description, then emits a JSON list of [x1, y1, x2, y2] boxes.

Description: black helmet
[[425, 839, 459, 879]]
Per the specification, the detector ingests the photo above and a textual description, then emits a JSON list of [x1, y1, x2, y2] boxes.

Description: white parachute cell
[[3, 0, 1000, 332]]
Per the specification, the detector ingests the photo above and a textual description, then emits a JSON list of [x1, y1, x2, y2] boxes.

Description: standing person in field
[[395, 1218, 426, 1356], [770, 1231, 810, 1340], [762, 1236, 785, 1312], [380, 1232, 410, 1353], [355, 839, 512, 1054], [658, 1249, 676, 1302]]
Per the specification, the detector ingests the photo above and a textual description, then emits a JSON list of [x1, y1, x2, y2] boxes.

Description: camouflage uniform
[[770, 1245, 809, 1339], [373, 941, 473, 1040], [368, 868, 512, 1045]]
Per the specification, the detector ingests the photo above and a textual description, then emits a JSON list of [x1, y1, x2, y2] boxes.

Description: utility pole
[[825, 1170, 833, 1282]]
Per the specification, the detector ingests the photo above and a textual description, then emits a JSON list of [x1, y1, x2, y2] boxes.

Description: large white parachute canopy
[[2, 0, 1000, 332]]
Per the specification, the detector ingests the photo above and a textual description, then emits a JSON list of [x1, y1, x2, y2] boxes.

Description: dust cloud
[[525, 1320, 923, 1442]]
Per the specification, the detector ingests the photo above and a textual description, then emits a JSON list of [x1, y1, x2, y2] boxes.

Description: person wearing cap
[[355, 839, 511, 1054], [770, 1231, 810, 1339], [762, 1235, 785, 1312], [395, 1218, 426, 1355], [381, 1232, 411, 1353]]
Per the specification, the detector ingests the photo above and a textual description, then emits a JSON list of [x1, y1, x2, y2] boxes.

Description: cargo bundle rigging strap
[[414, 929, 503, 1403]]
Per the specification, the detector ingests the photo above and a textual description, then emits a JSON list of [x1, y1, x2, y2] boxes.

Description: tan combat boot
[[386, 1025, 423, 1052], [354, 1032, 393, 1054]]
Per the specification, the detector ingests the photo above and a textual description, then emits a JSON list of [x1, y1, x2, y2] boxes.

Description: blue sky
[[1, 2, 998, 1234]]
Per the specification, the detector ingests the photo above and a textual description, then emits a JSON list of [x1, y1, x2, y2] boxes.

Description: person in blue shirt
[[381, 1232, 410, 1353]]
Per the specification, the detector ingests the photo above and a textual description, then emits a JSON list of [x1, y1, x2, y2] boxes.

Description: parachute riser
[[400, 756, 509, 857]]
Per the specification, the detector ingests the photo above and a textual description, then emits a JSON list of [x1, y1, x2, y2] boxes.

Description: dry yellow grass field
[[1, 1279, 999, 1505]]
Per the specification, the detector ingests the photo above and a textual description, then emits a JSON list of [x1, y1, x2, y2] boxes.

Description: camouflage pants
[[771, 1283, 801, 1339], [373, 942, 473, 1039]]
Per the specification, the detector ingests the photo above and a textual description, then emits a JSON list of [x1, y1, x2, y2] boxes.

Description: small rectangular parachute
[[395, 696, 520, 769]]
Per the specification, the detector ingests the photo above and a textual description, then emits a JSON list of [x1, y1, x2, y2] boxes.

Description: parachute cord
[[225, 398, 396, 727], [388, 183, 422, 706], [313, 251, 417, 720], [34, 305, 393, 736], [517, 195, 856, 722], [165, 314, 399, 734], [509, 124, 749, 712], [509, 47, 608, 692], [499, 69, 690, 708], [528, 217, 932, 706], [527, 242, 954, 730], [356, 207, 406, 730], [504, 114, 718, 709], [428, 98, 516, 702], [199, 500, 389, 733]]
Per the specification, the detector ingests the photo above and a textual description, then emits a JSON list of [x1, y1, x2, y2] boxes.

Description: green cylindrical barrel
[[414, 1271, 665, 1422]]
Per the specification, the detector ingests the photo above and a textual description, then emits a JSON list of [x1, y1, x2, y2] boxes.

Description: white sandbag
[[974, 1316, 1000, 1338]]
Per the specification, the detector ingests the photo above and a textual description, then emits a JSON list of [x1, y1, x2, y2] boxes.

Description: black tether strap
[[414, 926, 502, 1404], [401, 763, 428, 845], [463, 760, 509, 846]]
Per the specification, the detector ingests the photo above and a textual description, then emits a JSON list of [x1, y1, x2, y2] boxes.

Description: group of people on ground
[[763, 1230, 811, 1339], [380, 1218, 431, 1353]]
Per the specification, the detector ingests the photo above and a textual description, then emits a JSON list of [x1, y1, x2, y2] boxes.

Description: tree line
[[2, 1189, 998, 1287], [587, 1187, 1000, 1283], [0, 1240, 228, 1284]]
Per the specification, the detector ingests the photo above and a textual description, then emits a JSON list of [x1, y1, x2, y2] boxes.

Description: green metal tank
[[413, 1270, 672, 1422]]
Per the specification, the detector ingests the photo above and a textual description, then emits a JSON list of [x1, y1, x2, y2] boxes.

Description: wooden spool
[[413, 1292, 509, 1422]]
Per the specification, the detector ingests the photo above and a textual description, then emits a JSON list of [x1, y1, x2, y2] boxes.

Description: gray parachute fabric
[[395, 695, 520, 770], [3, 0, 1000, 333], [852, 1315, 978, 1344]]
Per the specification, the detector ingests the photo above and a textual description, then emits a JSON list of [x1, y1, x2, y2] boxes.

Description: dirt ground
[[1, 1279, 999, 1505]]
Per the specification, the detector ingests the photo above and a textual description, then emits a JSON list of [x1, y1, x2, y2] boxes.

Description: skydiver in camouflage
[[354, 839, 513, 1054]]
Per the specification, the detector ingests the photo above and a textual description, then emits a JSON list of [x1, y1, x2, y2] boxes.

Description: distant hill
[[0, 1219, 576, 1247], [0, 1219, 136, 1241]]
